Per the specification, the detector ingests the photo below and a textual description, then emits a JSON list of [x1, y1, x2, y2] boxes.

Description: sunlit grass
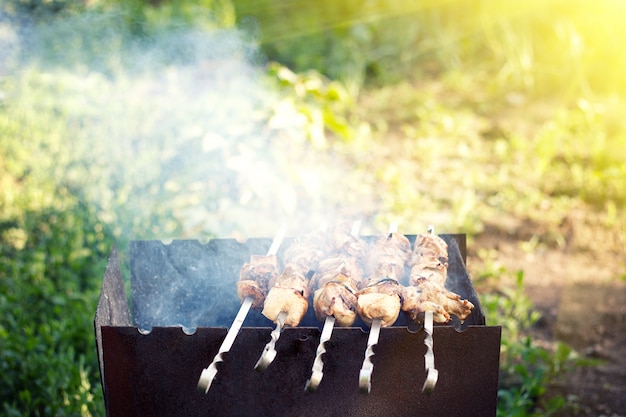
[[232, 0, 626, 101], [2, 1, 626, 415]]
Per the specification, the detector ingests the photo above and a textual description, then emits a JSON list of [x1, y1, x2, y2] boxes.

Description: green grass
[[481, 272, 582, 417], [1, 0, 625, 415]]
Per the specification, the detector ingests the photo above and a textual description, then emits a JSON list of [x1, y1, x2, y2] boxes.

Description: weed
[[482, 271, 590, 417], [1, 1, 624, 416]]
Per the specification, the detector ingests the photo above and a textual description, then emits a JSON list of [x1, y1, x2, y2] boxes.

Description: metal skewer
[[256, 224, 333, 373], [359, 317, 382, 393], [197, 296, 253, 393], [359, 222, 398, 394], [254, 311, 287, 372], [305, 220, 362, 392], [422, 224, 439, 394], [422, 310, 438, 394], [197, 225, 286, 393], [305, 315, 335, 392]]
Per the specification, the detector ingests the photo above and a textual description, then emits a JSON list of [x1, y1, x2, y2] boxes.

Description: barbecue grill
[[95, 234, 501, 417]]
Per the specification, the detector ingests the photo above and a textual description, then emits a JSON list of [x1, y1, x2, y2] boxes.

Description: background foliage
[[1, 0, 624, 415]]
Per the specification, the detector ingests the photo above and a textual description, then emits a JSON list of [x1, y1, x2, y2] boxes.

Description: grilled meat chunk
[[312, 255, 363, 327], [401, 285, 449, 323], [366, 232, 412, 279], [356, 279, 403, 327], [329, 222, 369, 266], [236, 280, 266, 310], [312, 256, 365, 290], [313, 282, 358, 327], [262, 286, 309, 327], [402, 233, 473, 323], [283, 232, 329, 277], [411, 233, 449, 265], [237, 254, 279, 309], [262, 265, 310, 326], [408, 257, 447, 287], [261, 229, 330, 327], [367, 253, 406, 284], [310, 223, 367, 327], [356, 230, 411, 328]]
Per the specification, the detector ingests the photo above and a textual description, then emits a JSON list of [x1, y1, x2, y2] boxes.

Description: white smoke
[[4, 8, 380, 244]]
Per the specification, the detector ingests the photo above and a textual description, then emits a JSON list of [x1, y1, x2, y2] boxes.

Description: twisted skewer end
[[422, 368, 439, 394], [305, 371, 323, 393], [254, 311, 287, 372], [254, 348, 277, 372], [197, 366, 217, 394], [359, 369, 372, 394]]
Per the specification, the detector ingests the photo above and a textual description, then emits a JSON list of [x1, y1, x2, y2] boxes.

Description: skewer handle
[[198, 224, 286, 393], [197, 296, 253, 393], [306, 220, 363, 392], [421, 310, 439, 394], [305, 315, 335, 392], [359, 223, 400, 393], [254, 311, 287, 372], [422, 227, 439, 393], [359, 318, 382, 394], [267, 224, 287, 256]]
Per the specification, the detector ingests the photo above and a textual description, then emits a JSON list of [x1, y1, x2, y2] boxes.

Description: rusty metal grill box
[[95, 234, 501, 417]]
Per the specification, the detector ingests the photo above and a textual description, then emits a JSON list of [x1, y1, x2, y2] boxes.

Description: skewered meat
[[261, 231, 328, 327], [357, 232, 411, 327], [403, 279, 473, 323], [305, 223, 368, 391], [199, 228, 286, 394], [413, 233, 448, 264], [409, 256, 447, 287], [312, 255, 362, 327], [329, 222, 369, 265], [282, 233, 329, 278], [402, 233, 474, 323], [402, 285, 448, 323], [357, 280, 403, 327], [367, 253, 406, 283], [237, 254, 279, 309], [365, 232, 412, 279], [311, 223, 368, 327], [262, 265, 310, 326]]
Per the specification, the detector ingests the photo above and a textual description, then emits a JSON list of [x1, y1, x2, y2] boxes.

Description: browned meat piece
[[356, 280, 403, 327], [238, 254, 279, 308], [411, 233, 448, 265], [262, 286, 308, 327], [309, 223, 370, 327], [312, 256, 365, 291], [273, 265, 310, 298], [356, 230, 411, 327], [402, 279, 474, 323], [283, 232, 329, 277], [426, 283, 473, 321], [260, 228, 331, 327], [239, 254, 279, 284], [236, 280, 266, 309], [262, 265, 310, 326], [329, 222, 368, 266], [401, 285, 449, 323], [409, 257, 447, 287], [402, 232, 473, 323], [313, 282, 358, 327], [310, 257, 363, 326], [366, 232, 412, 276], [367, 253, 406, 283]]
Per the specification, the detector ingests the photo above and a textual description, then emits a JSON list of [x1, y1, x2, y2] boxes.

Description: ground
[[469, 214, 626, 416], [359, 79, 626, 416]]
